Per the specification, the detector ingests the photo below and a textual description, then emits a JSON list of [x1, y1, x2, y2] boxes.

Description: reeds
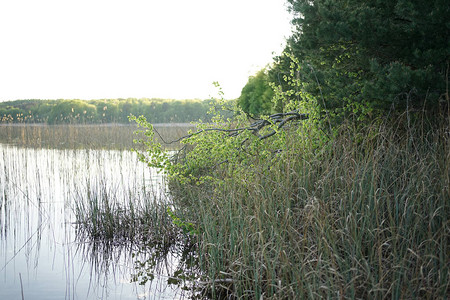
[[73, 176, 178, 247], [171, 116, 449, 299], [71, 157, 201, 299], [0, 123, 194, 150]]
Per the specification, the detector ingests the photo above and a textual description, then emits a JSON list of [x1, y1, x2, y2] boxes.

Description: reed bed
[[0, 123, 194, 150], [171, 117, 449, 299]]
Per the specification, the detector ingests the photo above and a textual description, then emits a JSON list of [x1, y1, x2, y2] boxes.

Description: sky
[[0, 0, 293, 101]]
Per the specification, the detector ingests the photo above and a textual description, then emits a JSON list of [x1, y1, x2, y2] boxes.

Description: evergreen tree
[[271, 0, 449, 118]]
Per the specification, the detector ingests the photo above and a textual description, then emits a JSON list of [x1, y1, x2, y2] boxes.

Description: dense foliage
[[0, 98, 220, 124], [238, 0, 449, 120], [238, 68, 274, 116]]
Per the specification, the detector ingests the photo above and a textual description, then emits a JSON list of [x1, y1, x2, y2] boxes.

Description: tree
[[238, 69, 275, 116], [47, 100, 97, 124], [271, 0, 449, 119]]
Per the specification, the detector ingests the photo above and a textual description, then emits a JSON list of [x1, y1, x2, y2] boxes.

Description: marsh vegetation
[[0, 125, 196, 299], [132, 106, 449, 299], [0, 123, 194, 150]]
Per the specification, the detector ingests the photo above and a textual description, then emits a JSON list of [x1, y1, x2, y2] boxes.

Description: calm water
[[0, 125, 191, 299]]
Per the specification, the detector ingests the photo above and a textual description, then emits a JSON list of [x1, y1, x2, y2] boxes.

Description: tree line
[[0, 98, 223, 124], [239, 0, 448, 122]]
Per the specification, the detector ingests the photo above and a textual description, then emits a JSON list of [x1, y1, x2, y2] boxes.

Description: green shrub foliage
[[238, 68, 275, 116]]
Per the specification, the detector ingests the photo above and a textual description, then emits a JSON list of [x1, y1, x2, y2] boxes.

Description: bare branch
[[153, 110, 308, 145]]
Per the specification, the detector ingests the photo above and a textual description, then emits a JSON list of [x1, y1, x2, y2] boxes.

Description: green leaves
[[167, 208, 198, 235], [238, 68, 275, 116], [129, 114, 172, 172]]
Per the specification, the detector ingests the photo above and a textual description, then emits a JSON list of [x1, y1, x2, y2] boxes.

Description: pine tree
[[271, 0, 449, 118]]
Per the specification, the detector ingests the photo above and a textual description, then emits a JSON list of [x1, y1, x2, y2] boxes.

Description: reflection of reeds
[[72, 229, 195, 299]]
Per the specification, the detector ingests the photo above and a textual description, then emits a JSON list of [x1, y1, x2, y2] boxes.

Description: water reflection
[[0, 143, 191, 299]]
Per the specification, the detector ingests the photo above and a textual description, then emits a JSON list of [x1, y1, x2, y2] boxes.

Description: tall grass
[[171, 116, 449, 299], [73, 179, 174, 243]]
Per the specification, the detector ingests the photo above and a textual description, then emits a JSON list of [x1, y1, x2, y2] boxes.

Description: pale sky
[[0, 0, 292, 101]]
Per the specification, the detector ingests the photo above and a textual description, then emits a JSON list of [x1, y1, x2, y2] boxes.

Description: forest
[[0, 98, 219, 124]]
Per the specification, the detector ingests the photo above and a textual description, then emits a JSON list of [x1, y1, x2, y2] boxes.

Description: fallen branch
[[153, 110, 308, 145]]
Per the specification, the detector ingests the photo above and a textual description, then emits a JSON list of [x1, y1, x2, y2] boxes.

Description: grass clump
[[73, 180, 175, 245]]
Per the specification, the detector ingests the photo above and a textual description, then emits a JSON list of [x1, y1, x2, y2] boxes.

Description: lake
[[0, 124, 195, 300]]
